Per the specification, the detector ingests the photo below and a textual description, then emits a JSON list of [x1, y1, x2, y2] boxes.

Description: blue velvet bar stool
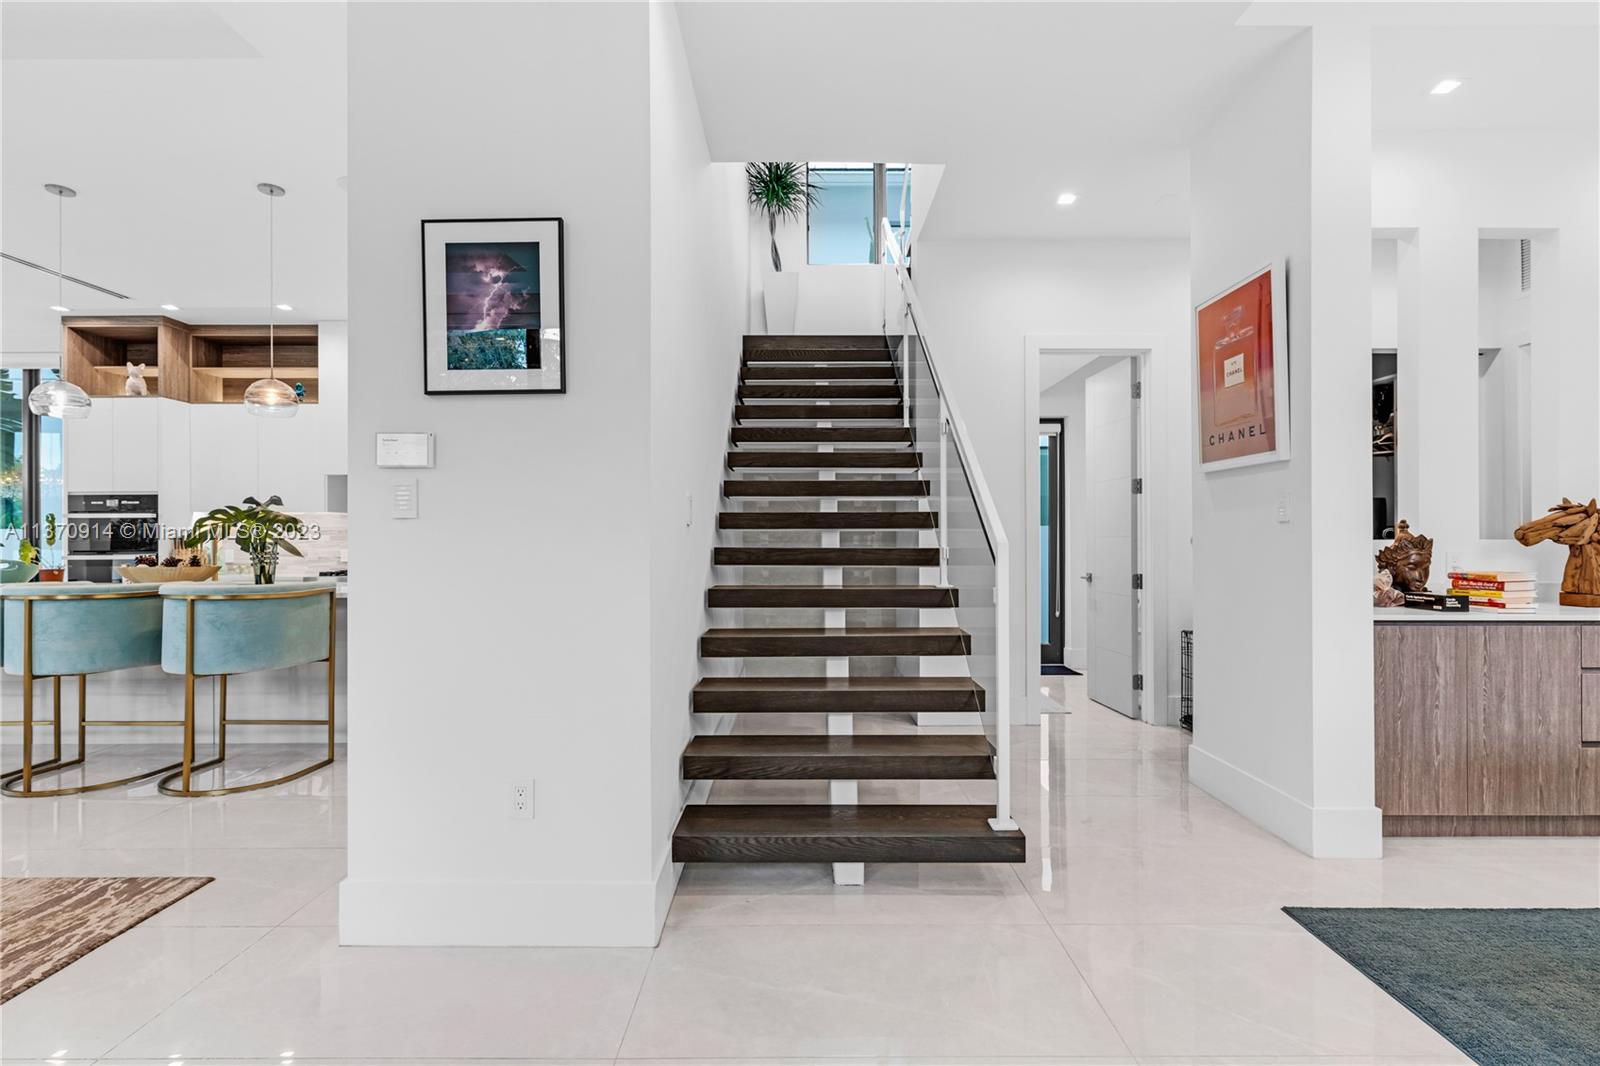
[[157, 580, 338, 797], [1, 582, 180, 797]]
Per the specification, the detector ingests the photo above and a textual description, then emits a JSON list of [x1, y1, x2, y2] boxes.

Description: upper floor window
[[807, 163, 910, 265]]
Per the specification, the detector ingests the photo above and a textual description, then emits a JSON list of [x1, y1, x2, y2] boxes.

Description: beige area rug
[[0, 876, 213, 1003]]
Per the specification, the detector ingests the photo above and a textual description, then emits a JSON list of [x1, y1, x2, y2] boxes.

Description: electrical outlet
[[510, 782, 533, 820]]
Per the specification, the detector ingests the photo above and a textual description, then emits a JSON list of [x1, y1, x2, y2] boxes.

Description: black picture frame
[[420, 216, 566, 396]]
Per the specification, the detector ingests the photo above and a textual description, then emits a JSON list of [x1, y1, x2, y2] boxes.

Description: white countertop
[[1375, 602, 1599, 622]]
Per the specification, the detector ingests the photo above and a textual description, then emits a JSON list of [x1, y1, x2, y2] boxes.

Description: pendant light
[[27, 183, 93, 419], [242, 182, 299, 418]]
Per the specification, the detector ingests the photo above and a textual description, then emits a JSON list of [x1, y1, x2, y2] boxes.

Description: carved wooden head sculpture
[[1376, 524, 1433, 593]]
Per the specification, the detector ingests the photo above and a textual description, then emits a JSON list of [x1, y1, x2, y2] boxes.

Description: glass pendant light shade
[[38, 183, 92, 419], [247, 181, 297, 419], [28, 377, 93, 418], [242, 376, 300, 417]]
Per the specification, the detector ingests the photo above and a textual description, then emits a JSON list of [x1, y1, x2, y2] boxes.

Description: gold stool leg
[[218, 675, 228, 761], [21, 599, 34, 791], [51, 676, 62, 765], [78, 675, 87, 756]]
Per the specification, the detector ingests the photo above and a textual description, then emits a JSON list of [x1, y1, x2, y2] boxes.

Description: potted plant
[[746, 162, 820, 273], [186, 495, 306, 585], [20, 514, 64, 581]]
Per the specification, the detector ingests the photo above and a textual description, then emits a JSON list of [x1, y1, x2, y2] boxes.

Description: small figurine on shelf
[[1515, 497, 1600, 608], [293, 381, 306, 400], [1375, 519, 1433, 593], [123, 362, 149, 396], [1373, 566, 1405, 607]]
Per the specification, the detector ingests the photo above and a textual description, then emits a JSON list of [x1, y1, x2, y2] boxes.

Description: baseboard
[[1065, 645, 1087, 671], [1188, 744, 1381, 858], [339, 869, 669, 947]]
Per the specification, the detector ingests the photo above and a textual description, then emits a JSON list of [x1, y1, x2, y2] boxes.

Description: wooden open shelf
[[62, 317, 318, 405]]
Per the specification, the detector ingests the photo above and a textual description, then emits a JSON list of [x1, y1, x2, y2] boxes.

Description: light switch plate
[[1275, 493, 1291, 523], [392, 480, 419, 519]]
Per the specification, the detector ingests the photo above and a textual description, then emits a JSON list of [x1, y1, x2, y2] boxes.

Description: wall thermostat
[[376, 432, 434, 468]]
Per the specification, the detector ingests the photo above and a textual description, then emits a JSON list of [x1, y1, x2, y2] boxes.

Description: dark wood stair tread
[[692, 675, 985, 714], [728, 450, 922, 469], [707, 584, 956, 608], [743, 365, 896, 380], [735, 404, 903, 421], [724, 479, 928, 498], [700, 626, 970, 657], [744, 335, 892, 355], [713, 547, 938, 567], [741, 384, 902, 400], [682, 735, 995, 780], [719, 510, 934, 530], [672, 804, 1024, 863], [732, 427, 913, 444]]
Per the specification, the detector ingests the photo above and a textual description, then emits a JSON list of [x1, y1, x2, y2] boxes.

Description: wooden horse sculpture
[[1514, 497, 1600, 608]]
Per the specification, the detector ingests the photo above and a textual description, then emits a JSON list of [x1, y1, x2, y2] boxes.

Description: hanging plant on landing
[[746, 162, 820, 272]]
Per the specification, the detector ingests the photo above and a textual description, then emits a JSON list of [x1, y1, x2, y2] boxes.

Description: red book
[[1449, 578, 1535, 592]]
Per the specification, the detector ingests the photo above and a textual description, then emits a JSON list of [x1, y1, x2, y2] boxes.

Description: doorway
[[1027, 334, 1167, 724], [1039, 419, 1066, 670]]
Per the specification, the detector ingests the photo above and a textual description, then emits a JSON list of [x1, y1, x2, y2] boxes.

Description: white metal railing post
[[990, 538, 1016, 830], [938, 406, 949, 588], [901, 328, 911, 430]]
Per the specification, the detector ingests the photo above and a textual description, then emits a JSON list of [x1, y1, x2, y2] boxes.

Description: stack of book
[[1447, 571, 1538, 611]]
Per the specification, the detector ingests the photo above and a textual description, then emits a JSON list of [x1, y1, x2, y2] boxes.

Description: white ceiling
[[2, 1, 1590, 365], [677, 1, 1598, 242], [677, 1, 1289, 240], [1, 2, 348, 360]]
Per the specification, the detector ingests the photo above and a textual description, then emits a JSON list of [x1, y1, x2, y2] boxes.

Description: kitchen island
[[1375, 605, 1600, 836]]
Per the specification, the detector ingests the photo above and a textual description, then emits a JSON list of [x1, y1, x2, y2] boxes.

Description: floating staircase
[[671, 335, 1024, 873]]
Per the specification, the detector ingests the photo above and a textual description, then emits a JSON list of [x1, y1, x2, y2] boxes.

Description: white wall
[[646, 0, 748, 914], [1372, 127, 1598, 584], [912, 239, 1194, 722], [341, 1, 659, 947], [1187, 28, 1378, 858]]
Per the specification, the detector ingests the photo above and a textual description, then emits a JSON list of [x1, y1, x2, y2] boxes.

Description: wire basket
[[1180, 629, 1194, 731]]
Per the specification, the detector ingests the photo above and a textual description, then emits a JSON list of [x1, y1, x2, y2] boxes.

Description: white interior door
[[1084, 360, 1138, 718]]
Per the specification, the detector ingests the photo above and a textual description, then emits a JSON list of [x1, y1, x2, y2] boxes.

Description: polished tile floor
[[4, 676, 1597, 1064]]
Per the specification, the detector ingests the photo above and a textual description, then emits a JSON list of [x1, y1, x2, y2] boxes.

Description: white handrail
[[880, 218, 1017, 834]]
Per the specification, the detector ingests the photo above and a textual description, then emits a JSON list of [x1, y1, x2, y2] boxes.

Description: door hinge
[[1131, 478, 1143, 495], [1132, 673, 1144, 691], [1131, 380, 1143, 400], [1132, 573, 1143, 590]]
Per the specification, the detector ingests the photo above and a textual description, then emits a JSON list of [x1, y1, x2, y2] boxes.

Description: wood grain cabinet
[[1375, 621, 1600, 835]]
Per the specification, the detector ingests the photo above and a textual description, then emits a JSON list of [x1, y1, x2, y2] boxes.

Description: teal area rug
[[1283, 907, 1600, 1066]]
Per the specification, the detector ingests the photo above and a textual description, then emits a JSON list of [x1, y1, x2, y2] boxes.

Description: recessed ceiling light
[[48, 304, 70, 313], [275, 303, 293, 311], [160, 303, 180, 311], [1430, 79, 1462, 95], [1056, 192, 1078, 206]]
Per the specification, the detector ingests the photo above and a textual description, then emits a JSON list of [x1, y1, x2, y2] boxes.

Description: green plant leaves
[[746, 162, 821, 223]]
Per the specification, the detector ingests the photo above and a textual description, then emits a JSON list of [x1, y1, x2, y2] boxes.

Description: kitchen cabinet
[[1375, 617, 1600, 834]]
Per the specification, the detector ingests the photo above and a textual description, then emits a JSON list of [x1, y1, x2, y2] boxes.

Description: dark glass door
[[1040, 419, 1064, 665]]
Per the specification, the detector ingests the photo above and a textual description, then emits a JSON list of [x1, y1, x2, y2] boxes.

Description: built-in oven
[[65, 492, 159, 582]]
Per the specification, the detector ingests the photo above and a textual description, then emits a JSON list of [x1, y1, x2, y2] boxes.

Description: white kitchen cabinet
[[188, 404, 259, 513], [63, 401, 117, 492], [112, 396, 160, 491]]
